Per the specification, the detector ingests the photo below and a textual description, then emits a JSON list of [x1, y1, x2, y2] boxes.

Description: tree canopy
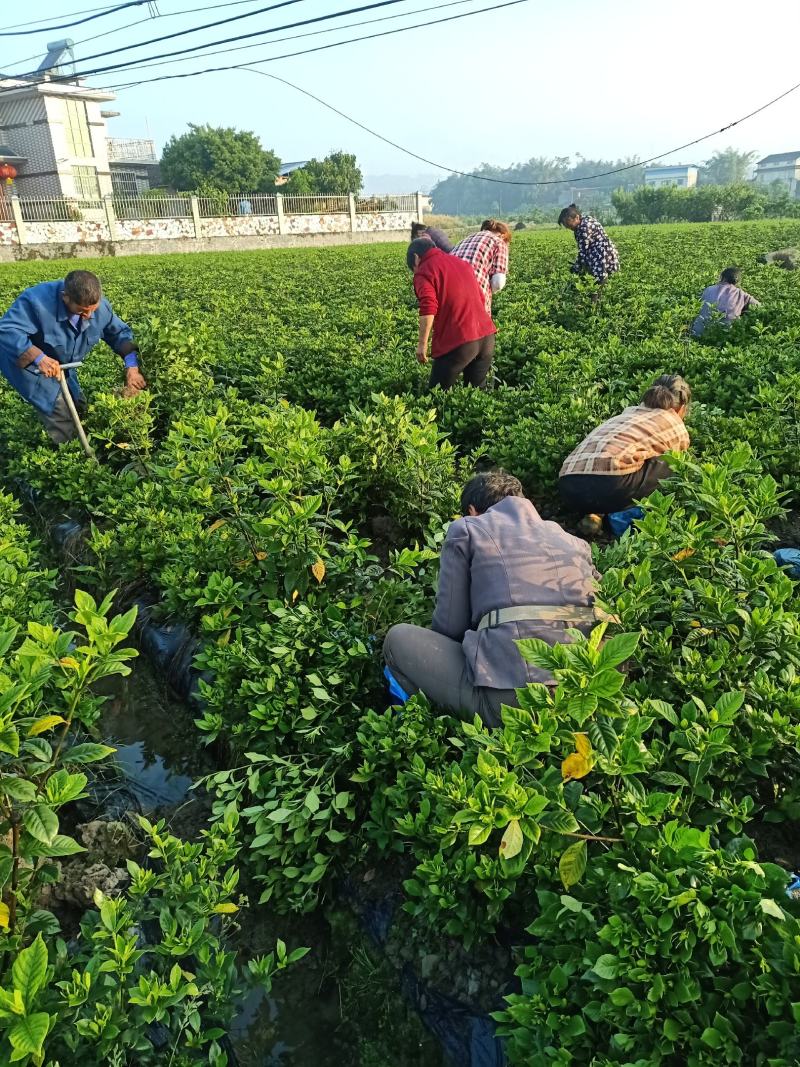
[[160, 123, 281, 192], [701, 147, 758, 185], [284, 151, 363, 196]]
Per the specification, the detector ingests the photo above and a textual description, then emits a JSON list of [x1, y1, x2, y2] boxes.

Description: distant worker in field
[[383, 469, 599, 726], [237, 197, 253, 215], [452, 219, 511, 315], [407, 238, 496, 390], [411, 220, 454, 253], [0, 270, 146, 446], [691, 266, 760, 337], [558, 204, 620, 287], [558, 374, 691, 523]]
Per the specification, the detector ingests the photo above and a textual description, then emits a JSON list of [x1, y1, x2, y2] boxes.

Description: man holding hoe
[[0, 269, 146, 445]]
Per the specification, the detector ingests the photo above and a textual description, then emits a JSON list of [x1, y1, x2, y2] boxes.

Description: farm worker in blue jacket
[[0, 270, 146, 445]]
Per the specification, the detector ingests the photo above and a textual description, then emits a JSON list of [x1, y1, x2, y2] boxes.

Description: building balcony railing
[[106, 138, 157, 163]]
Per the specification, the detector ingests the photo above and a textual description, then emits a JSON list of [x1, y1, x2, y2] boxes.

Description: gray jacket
[[432, 496, 599, 689]]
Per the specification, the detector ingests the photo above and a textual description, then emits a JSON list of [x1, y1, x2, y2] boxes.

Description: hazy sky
[[4, 0, 799, 183]]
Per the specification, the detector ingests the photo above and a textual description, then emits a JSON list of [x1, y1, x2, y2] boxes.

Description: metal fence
[[282, 194, 350, 215], [13, 197, 105, 222], [356, 194, 417, 213], [106, 138, 158, 162], [197, 193, 278, 218], [111, 195, 192, 220]]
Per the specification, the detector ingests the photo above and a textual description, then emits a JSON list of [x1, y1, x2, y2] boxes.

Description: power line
[[72, 0, 481, 76], [11, 0, 422, 85], [5, 0, 271, 74], [0, 0, 151, 37], [28, 0, 521, 87], [110, 59, 800, 188]]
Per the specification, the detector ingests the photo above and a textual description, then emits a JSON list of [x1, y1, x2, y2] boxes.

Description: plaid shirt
[[452, 231, 509, 313], [560, 406, 689, 477]]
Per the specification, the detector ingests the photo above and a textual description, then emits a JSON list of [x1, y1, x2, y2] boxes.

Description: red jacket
[[413, 247, 496, 358]]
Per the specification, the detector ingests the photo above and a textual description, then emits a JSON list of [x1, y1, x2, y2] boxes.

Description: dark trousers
[[429, 334, 495, 391], [559, 457, 673, 515], [383, 623, 517, 728], [37, 392, 88, 446]]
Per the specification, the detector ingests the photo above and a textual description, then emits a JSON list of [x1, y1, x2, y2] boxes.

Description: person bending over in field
[[558, 204, 619, 289], [691, 266, 760, 337], [408, 238, 497, 390], [0, 270, 146, 446], [451, 219, 511, 315], [558, 374, 691, 526], [411, 220, 454, 253], [383, 470, 599, 727]]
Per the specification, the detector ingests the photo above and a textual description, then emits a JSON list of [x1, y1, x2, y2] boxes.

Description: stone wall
[[115, 217, 196, 241], [25, 220, 107, 244], [199, 214, 280, 238], [0, 222, 16, 246], [354, 212, 415, 233]]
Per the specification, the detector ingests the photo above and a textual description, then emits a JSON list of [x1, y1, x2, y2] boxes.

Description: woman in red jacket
[[407, 238, 497, 390]]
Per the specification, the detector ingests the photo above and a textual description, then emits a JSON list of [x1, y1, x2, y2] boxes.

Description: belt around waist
[[477, 604, 607, 631]]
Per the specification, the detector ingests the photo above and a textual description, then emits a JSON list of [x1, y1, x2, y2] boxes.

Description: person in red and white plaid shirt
[[452, 220, 511, 314], [559, 374, 691, 519]]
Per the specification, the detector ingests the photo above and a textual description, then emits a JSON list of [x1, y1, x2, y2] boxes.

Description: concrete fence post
[[190, 195, 201, 240], [276, 193, 286, 235], [10, 196, 26, 245], [348, 192, 357, 232], [103, 195, 117, 241], [416, 190, 424, 222]]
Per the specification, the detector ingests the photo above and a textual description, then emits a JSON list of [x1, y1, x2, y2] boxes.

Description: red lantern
[[0, 164, 17, 182]]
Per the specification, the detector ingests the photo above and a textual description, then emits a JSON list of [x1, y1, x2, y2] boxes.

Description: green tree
[[297, 151, 363, 195], [160, 123, 280, 192], [701, 146, 757, 185]]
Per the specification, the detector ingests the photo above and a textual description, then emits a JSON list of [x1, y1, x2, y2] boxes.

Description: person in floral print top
[[558, 204, 620, 284]]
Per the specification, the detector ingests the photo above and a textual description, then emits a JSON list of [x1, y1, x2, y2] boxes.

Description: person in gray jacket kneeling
[[383, 470, 599, 727]]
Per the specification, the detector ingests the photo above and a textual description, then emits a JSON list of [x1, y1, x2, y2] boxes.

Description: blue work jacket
[[0, 280, 134, 415]]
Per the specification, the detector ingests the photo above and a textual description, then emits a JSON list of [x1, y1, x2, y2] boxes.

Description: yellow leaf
[[212, 903, 239, 914], [217, 628, 232, 647], [561, 752, 592, 781], [207, 518, 227, 534], [499, 818, 523, 860], [58, 657, 79, 669], [28, 715, 67, 737], [291, 590, 299, 603], [311, 558, 326, 584], [671, 547, 695, 562], [574, 733, 592, 758], [115, 442, 131, 450], [255, 551, 267, 561], [689, 620, 701, 629], [0, 902, 9, 930]]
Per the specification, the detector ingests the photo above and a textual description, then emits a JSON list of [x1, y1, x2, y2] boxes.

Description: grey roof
[[757, 152, 800, 165], [279, 160, 308, 175]]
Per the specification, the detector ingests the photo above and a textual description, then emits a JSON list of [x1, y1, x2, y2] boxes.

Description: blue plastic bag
[[607, 506, 645, 538], [384, 666, 410, 704], [774, 548, 800, 579]]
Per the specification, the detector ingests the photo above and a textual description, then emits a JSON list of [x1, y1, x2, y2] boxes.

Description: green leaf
[[499, 819, 523, 860], [304, 790, 320, 813], [35, 834, 85, 858], [559, 840, 587, 889], [714, 691, 745, 716], [592, 953, 619, 980], [759, 897, 785, 921], [566, 693, 598, 723], [64, 743, 116, 764], [516, 638, 557, 670], [8, 1012, 50, 1056], [1, 778, 37, 803], [663, 1018, 681, 1041], [267, 808, 293, 823], [23, 805, 58, 846], [587, 719, 618, 757], [596, 632, 639, 669], [540, 809, 580, 834], [609, 986, 635, 1007], [700, 1027, 723, 1050], [468, 823, 492, 846], [651, 771, 689, 787], [12, 936, 48, 1009]]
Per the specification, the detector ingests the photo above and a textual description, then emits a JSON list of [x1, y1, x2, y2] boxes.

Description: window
[[72, 165, 100, 199], [111, 169, 139, 196], [64, 99, 92, 158]]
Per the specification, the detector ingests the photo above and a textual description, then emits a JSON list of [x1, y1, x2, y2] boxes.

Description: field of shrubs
[[0, 218, 798, 1065]]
